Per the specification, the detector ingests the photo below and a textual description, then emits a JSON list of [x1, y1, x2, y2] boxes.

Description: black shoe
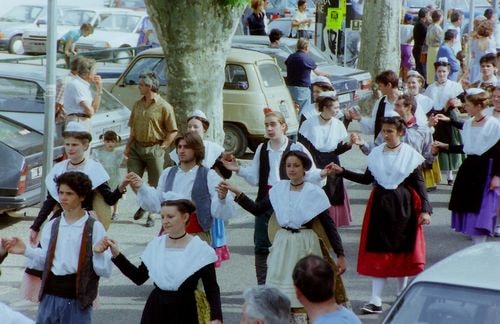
[[145, 215, 155, 228], [111, 213, 117, 221], [133, 208, 146, 220], [360, 303, 382, 314], [447, 179, 454, 186]]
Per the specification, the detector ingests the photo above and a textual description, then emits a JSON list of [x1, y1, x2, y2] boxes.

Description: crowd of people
[[1, 3, 500, 324]]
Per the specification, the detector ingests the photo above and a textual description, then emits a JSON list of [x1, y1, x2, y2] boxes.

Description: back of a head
[[77, 57, 96, 76], [269, 28, 283, 43], [243, 286, 290, 324], [444, 29, 458, 41], [431, 9, 443, 23], [293, 255, 335, 303], [418, 7, 429, 19], [296, 37, 309, 51], [449, 9, 463, 23]]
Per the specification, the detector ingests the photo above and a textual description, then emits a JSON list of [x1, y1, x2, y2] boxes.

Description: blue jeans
[[287, 86, 311, 116], [37, 294, 91, 324]]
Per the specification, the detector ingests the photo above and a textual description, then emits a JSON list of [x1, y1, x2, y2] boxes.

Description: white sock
[[471, 235, 487, 244], [447, 171, 453, 180], [369, 278, 386, 306], [397, 277, 408, 296]]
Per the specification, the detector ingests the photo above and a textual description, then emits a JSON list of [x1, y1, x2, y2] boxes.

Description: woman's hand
[[106, 238, 120, 258], [350, 132, 365, 146], [3, 237, 27, 255], [432, 141, 448, 151], [490, 176, 500, 191], [93, 237, 111, 254], [221, 157, 240, 173], [216, 181, 229, 200], [329, 163, 344, 174], [418, 212, 431, 225], [337, 255, 347, 275], [218, 181, 242, 196], [125, 172, 143, 190]]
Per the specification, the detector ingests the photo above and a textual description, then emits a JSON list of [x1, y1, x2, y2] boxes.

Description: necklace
[[386, 142, 402, 150], [290, 181, 305, 187], [474, 115, 486, 123], [319, 114, 331, 121], [69, 158, 85, 166], [169, 232, 187, 240]]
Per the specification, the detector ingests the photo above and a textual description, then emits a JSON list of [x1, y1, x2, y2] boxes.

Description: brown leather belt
[[67, 113, 91, 119], [136, 140, 162, 147]]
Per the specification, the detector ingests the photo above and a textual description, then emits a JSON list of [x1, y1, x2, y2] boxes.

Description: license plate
[[338, 93, 351, 103]]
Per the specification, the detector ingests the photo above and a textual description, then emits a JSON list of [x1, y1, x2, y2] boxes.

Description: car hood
[[77, 29, 139, 47]]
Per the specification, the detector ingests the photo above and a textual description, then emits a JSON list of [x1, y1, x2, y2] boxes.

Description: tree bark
[[357, 0, 401, 114], [145, 0, 244, 144]]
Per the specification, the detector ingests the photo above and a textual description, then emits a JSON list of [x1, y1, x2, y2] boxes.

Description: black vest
[[256, 140, 292, 201], [374, 96, 387, 140]]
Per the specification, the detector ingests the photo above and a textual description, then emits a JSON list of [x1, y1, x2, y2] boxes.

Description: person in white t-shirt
[[292, 0, 311, 38]]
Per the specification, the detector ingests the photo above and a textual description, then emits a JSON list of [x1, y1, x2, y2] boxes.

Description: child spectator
[[57, 23, 94, 68]]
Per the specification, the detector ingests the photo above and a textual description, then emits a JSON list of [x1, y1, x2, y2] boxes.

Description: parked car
[[0, 4, 44, 54], [382, 242, 500, 324], [22, 7, 136, 55], [231, 35, 373, 107], [75, 11, 146, 61], [105, 47, 298, 157], [108, 0, 146, 11], [0, 63, 131, 149], [0, 114, 64, 214]]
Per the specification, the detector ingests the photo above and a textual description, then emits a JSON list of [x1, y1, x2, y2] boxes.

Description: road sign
[[326, 8, 343, 30]]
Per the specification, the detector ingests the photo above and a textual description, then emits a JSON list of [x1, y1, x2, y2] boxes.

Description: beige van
[[107, 47, 298, 157]]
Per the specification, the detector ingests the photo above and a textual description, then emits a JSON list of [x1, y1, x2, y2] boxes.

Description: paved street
[[1, 129, 499, 323]]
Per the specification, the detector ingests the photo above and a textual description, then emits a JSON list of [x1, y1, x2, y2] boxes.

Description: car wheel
[[223, 123, 248, 158], [114, 45, 132, 63], [9, 36, 24, 55]]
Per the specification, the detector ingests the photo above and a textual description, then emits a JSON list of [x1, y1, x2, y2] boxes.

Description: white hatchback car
[[382, 242, 500, 324]]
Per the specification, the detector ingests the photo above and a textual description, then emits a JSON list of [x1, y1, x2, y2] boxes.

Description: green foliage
[[222, 0, 247, 7]]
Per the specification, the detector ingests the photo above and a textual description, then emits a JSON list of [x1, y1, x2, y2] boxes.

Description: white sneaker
[[494, 225, 500, 237]]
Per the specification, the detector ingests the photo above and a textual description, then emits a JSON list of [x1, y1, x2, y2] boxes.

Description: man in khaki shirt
[[125, 71, 178, 227]]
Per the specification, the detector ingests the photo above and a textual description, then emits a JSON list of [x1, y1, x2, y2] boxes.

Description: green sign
[[326, 8, 343, 30], [350, 20, 362, 31]]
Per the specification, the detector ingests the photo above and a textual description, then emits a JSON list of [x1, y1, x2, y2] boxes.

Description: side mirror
[[36, 18, 47, 27]]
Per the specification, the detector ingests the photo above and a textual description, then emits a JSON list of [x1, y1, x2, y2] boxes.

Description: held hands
[[3, 237, 27, 255], [418, 212, 431, 225], [329, 163, 344, 175], [93, 237, 120, 257], [221, 154, 240, 173], [215, 181, 229, 200], [218, 180, 242, 196], [350, 133, 365, 146], [348, 107, 361, 121], [320, 163, 336, 177], [125, 172, 143, 190]]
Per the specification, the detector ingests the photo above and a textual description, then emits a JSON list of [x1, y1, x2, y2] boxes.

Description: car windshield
[[384, 282, 500, 324], [0, 77, 44, 113], [98, 14, 141, 32], [0, 117, 42, 152], [124, 56, 167, 85], [0, 5, 43, 23], [58, 9, 96, 26], [99, 89, 127, 112]]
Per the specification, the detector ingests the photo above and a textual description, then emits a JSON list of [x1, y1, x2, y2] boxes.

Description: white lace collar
[[299, 115, 348, 152], [461, 117, 500, 155]]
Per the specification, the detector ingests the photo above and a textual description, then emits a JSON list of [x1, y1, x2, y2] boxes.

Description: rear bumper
[[0, 187, 41, 213]]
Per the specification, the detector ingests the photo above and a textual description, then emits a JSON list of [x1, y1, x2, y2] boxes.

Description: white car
[[75, 11, 146, 61], [382, 242, 500, 324], [22, 7, 136, 55]]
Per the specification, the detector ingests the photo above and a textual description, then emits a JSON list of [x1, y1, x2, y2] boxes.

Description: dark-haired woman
[[331, 116, 431, 315], [299, 94, 353, 226], [95, 199, 223, 324], [221, 147, 348, 315], [434, 88, 500, 244]]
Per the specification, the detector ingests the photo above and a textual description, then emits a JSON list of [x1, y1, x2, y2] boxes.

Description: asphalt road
[[1, 127, 499, 324]]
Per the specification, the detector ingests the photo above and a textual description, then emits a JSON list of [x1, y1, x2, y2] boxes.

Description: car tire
[[223, 123, 248, 158], [8, 35, 24, 55]]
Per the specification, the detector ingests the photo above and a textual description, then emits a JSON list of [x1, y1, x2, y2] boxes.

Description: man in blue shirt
[[436, 29, 460, 81], [285, 38, 327, 117], [293, 255, 361, 324]]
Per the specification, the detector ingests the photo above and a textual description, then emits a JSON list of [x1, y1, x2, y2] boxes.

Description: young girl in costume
[[332, 116, 432, 314]]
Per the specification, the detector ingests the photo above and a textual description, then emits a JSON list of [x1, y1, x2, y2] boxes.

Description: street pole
[[40, 0, 57, 201]]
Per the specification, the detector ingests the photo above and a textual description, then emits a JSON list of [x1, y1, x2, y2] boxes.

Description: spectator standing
[[240, 286, 291, 324], [63, 57, 102, 133], [400, 13, 415, 81], [285, 38, 327, 116], [57, 23, 93, 68], [55, 57, 79, 126], [292, 0, 311, 38], [469, 20, 496, 83], [247, 0, 267, 36], [425, 9, 444, 84], [125, 71, 178, 227], [437, 29, 461, 81], [268, 28, 283, 48], [300, 76, 335, 123], [443, 9, 464, 55], [293, 255, 361, 324], [136, 16, 159, 53], [413, 8, 431, 79]]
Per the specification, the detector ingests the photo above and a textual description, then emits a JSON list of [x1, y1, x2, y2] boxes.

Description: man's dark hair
[[174, 132, 205, 164], [269, 28, 283, 43], [449, 9, 463, 23], [479, 52, 497, 67], [292, 255, 335, 303], [444, 29, 458, 41], [418, 7, 430, 19], [375, 70, 399, 88], [55, 171, 93, 207], [484, 8, 494, 20]]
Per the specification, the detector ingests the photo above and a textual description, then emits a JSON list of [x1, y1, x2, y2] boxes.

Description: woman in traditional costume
[[98, 199, 222, 324], [332, 116, 432, 315], [434, 88, 500, 244], [170, 110, 231, 267], [221, 146, 347, 321], [298, 94, 353, 226], [424, 57, 465, 185]]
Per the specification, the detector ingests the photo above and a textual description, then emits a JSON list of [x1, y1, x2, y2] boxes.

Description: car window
[[0, 5, 43, 23], [98, 14, 141, 32], [124, 56, 167, 85], [385, 282, 500, 324], [258, 63, 283, 87], [0, 117, 43, 151], [224, 64, 248, 90], [59, 10, 96, 26], [0, 78, 44, 113]]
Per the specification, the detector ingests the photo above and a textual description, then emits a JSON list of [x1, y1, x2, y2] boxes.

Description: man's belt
[[136, 140, 162, 147], [67, 113, 91, 119]]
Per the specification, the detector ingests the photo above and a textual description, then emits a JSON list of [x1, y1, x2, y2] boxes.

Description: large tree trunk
[[357, 0, 401, 114], [145, 0, 244, 144]]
